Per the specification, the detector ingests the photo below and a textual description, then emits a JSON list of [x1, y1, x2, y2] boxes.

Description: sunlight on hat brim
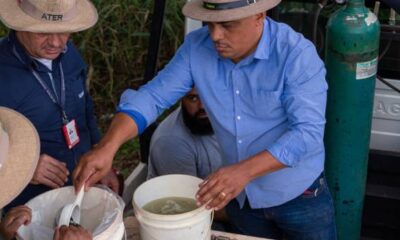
[[0, 108, 40, 208], [183, 0, 281, 22], [0, 0, 98, 33]]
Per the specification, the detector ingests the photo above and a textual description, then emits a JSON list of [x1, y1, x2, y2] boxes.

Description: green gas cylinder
[[324, 0, 380, 239]]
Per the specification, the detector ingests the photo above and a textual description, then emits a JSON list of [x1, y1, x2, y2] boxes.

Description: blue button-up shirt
[[0, 32, 100, 210], [119, 18, 328, 208]]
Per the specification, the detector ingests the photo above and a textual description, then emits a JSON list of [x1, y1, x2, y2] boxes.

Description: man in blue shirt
[[0, 0, 119, 216], [74, 0, 336, 238]]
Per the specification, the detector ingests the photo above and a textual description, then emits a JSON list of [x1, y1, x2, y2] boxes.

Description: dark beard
[[182, 107, 214, 135]]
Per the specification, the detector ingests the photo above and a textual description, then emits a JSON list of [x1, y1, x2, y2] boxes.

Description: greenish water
[[142, 197, 198, 215]]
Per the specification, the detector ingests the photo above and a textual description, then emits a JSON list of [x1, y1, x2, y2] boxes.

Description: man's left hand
[[195, 162, 250, 211], [196, 151, 286, 211]]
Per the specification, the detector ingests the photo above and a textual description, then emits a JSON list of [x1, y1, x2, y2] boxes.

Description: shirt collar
[[236, 18, 271, 66], [253, 18, 272, 61]]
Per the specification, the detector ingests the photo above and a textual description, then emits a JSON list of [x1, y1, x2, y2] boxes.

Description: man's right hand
[[53, 225, 92, 240], [72, 146, 114, 193], [31, 154, 69, 188], [72, 113, 139, 193]]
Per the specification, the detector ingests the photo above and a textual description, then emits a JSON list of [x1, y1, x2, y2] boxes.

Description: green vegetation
[[0, 0, 186, 176], [73, 0, 186, 175]]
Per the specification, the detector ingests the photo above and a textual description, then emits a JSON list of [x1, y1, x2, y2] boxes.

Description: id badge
[[62, 119, 80, 149]]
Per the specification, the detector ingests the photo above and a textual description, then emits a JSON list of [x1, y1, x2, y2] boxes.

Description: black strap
[[203, 0, 257, 10]]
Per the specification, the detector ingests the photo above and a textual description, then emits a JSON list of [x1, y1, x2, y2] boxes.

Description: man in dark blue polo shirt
[[0, 0, 118, 219]]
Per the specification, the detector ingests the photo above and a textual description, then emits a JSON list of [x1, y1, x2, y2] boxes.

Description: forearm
[[239, 150, 286, 181], [95, 113, 138, 155]]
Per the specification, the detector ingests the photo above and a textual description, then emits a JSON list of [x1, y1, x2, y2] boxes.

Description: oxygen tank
[[324, 0, 380, 239]]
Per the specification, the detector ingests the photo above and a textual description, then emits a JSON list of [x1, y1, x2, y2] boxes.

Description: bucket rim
[[133, 198, 212, 221], [17, 186, 125, 239], [133, 174, 212, 221]]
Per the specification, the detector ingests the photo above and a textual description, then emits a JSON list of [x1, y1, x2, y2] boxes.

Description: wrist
[[95, 140, 119, 157], [238, 159, 255, 182]]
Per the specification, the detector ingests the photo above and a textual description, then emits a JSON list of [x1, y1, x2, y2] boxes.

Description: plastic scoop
[[57, 187, 85, 227]]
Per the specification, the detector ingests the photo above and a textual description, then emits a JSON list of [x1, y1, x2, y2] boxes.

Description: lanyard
[[13, 45, 69, 124]]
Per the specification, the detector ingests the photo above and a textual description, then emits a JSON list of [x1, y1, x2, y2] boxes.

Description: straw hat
[[183, 0, 281, 22], [0, 0, 98, 33], [0, 107, 40, 208]]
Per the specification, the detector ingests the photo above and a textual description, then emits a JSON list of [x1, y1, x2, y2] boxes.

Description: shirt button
[[236, 90, 240, 95], [237, 116, 241, 120], [238, 140, 243, 144]]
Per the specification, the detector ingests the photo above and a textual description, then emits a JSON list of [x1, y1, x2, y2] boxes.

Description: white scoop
[[57, 187, 85, 227]]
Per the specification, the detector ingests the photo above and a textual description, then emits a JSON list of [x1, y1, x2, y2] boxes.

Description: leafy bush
[[76, 0, 185, 125]]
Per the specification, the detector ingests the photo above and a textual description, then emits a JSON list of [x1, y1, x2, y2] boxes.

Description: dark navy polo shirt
[[0, 32, 101, 211]]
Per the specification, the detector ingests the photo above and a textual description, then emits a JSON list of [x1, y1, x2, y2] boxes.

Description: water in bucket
[[142, 196, 198, 215]]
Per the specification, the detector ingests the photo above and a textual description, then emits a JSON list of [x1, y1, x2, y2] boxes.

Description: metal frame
[[139, 0, 167, 163]]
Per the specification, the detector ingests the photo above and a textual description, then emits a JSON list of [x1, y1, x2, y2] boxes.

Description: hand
[[0, 206, 31, 240], [73, 146, 113, 193], [99, 169, 120, 194], [196, 162, 251, 211], [53, 225, 92, 240], [31, 154, 69, 188], [197, 151, 285, 211], [74, 113, 138, 193]]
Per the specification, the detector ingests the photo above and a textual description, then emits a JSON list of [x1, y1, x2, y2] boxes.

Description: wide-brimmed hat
[[0, 0, 98, 33], [0, 107, 40, 208], [183, 0, 281, 22]]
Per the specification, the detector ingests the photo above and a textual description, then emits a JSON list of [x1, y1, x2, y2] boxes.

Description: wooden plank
[[124, 216, 140, 240], [212, 230, 272, 240]]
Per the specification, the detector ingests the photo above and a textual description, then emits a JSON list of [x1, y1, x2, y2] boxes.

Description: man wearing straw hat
[[0, 0, 119, 213], [0, 107, 92, 240], [74, 0, 336, 238]]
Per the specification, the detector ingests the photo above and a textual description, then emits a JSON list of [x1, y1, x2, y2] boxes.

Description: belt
[[303, 173, 325, 197]]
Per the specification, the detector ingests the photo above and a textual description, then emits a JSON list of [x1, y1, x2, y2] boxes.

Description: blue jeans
[[225, 175, 337, 240]]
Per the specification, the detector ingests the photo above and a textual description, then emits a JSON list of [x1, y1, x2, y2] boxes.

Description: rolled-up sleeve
[[266, 45, 328, 167], [117, 38, 194, 132]]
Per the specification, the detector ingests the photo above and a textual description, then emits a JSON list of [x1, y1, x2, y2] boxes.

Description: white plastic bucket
[[17, 186, 125, 240], [133, 174, 213, 240]]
